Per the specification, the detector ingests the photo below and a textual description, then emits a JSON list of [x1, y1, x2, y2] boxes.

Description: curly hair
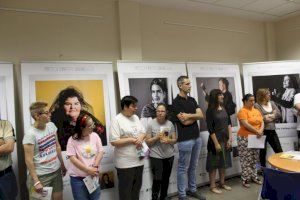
[[49, 86, 106, 149]]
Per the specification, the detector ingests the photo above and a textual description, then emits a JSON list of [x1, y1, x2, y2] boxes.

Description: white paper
[[280, 151, 300, 160], [142, 141, 150, 155], [83, 176, 100, 194], [247, 135, 266, 149], [30, 187, 53, 200]]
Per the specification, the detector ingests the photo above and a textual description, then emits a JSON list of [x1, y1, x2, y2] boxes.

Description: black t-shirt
[[172, 95, 200, 142]]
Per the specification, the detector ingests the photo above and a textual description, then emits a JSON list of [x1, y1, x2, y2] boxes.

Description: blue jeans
[[70, 176, 100, 200], [0, 170, 18, 200], [177, 137, 202, 198]]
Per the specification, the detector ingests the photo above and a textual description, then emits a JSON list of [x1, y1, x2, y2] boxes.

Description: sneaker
[[219, 184, 232, 191], [186, 191, 206, 200], [178, 196, 189, 200], [210, 187, 222, 194]]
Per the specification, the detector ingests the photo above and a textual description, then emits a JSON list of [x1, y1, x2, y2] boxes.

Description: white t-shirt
[[23, 122, 61, 175], [109, 113, 145, 168], [294, 93, 300, 130]]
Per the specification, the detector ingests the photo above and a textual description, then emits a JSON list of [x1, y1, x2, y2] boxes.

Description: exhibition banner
[[21, 61, 117, 200], [187, 62, 243, 180], [117, 61, 186, 199], [243, 61, 300, 138]]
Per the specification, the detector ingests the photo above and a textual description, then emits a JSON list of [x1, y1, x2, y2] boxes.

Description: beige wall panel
[[140, 5, 267, 63], [0, 1, 120, 61], [275, 15, 300, 60]]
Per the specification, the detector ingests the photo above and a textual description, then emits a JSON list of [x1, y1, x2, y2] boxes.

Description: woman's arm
[[69, 156, 98, 176], [110, 137, 136, 147], [239, 120, 261, 135], [24, 144, 42, 192], [161, 131, 177, 145], [210, 133, 221, 152], [145, 133, 160, 146], [93, 151, 104, 168], [55, 134, 66, 176], [168, 131, 177, 145], [228, 125, 232, 144]]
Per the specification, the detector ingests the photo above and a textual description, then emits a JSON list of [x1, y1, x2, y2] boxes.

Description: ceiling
[[132, 0, 300, 21]]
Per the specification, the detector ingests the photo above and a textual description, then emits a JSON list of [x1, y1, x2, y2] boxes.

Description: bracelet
[[34, 181, 41, 187]]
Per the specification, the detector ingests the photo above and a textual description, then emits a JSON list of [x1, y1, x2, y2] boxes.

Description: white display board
[[117, 61, 186, 200], [187, 62, 243, 180], [243, 61, 299, 138], [21, 61, 117, 200], [243, 61, 300, 168], [0, 62, 18, 194]]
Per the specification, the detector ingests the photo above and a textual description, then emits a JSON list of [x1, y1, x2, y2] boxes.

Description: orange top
[[237, 106, 263, 137]]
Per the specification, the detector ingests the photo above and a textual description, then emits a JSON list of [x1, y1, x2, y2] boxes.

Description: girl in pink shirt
[[67, 114, 104, 200]]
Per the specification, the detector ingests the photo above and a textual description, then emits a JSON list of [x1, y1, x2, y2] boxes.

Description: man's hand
[[178, 112, 190, 122]]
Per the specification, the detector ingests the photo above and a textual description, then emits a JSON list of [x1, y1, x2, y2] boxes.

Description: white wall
[[275, 15, 300, 60]]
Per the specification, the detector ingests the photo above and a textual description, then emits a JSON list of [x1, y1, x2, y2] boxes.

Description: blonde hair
[[30, 102, 48, 120], [256, 88, 270, 104]]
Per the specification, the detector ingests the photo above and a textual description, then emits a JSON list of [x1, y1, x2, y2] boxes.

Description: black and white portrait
[[252, 74, 300, 123], [129, 78, 170, 128], [196, 77, 237, 131]]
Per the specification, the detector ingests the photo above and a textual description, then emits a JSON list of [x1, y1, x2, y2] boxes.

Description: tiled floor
[[169, 176, 261, 200]]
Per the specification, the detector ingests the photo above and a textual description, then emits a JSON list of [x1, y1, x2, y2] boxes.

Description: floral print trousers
[[237, 136, 259, 182]]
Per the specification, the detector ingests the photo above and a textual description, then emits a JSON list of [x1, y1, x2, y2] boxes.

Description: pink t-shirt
[[66, 132, 104, 177]]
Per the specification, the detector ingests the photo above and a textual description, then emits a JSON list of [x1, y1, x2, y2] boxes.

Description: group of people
[[110, 76, 207, 200], [1, 75, 300, 200]]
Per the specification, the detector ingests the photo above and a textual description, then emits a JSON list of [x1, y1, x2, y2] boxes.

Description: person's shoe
[[186, 191, 206, 200], [210, 187, 222, 194], [219, 184, 232, 191], [242, 180, 251, 188], [252, 178, 263, 185], [178, 196, 189, 200]]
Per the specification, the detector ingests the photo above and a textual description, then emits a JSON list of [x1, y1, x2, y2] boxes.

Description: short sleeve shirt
[[0, 120, 15, 171], [66, 132, 104, 177], [146, 119, 175, 159], [237, 107, 263, 137], [109, 113, 145, 168], [172, 95, 200, 141], [23, 122, 60, 175]]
